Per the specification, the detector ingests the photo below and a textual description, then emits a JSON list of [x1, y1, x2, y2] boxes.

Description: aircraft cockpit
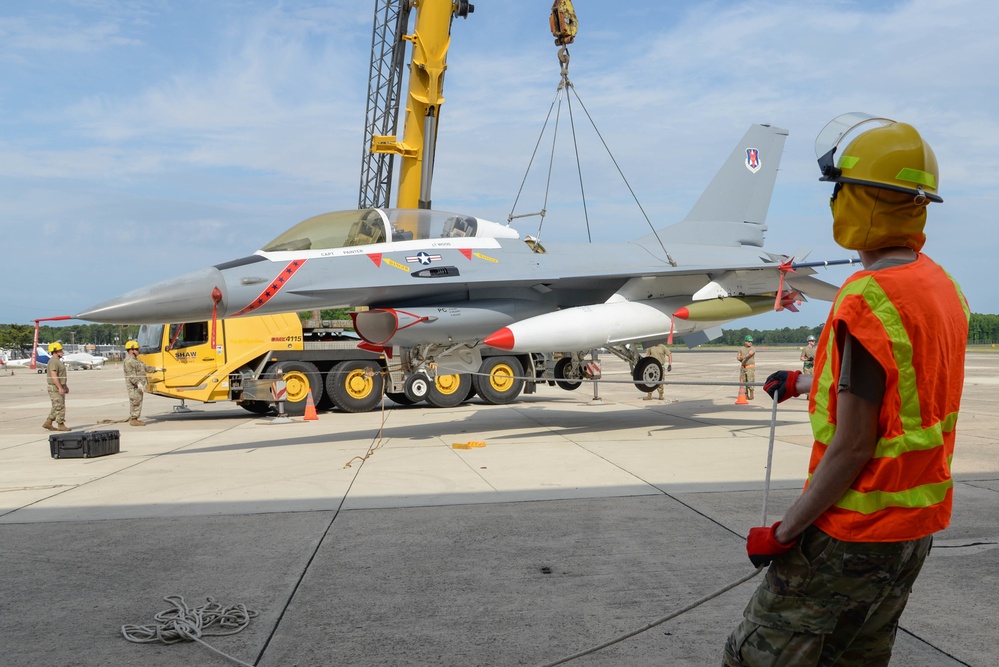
[[260, 208, 519, 254], [441, 215, 477, 238]]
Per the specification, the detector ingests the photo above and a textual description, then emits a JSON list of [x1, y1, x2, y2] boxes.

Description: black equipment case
[[49, 430, 120, 459]]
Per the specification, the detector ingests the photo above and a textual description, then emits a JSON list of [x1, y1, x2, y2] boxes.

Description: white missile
[[483, 301, 687, 353]]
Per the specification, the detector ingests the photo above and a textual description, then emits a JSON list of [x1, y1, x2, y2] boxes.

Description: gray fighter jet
[[77, 123, 839, 392]]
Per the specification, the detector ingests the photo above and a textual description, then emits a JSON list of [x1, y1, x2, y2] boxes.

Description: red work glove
[[746, 521, 797, 567], [763, 370, 802, 403]]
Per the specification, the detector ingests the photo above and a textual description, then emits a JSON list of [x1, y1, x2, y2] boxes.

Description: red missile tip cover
[[483, 328, 515, 350]]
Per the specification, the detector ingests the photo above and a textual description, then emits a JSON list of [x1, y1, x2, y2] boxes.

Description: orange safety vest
[[807, 253, 969, 542]]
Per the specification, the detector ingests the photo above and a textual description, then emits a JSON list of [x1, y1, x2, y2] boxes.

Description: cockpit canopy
[[261, 208, 519, 253]]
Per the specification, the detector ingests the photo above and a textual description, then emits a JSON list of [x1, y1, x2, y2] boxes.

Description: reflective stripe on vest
[[808, 255, 968, 541]]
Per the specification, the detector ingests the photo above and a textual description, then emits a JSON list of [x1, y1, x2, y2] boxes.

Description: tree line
[[3, 312, 999, 352]]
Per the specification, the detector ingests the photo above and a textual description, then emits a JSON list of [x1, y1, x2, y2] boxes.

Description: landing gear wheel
[[404, 373, 432, 403], [425, 373, 471, 408], [327, 360, 384, 413], [553, 357, 584, 391], [268, 361, 322, 416], [633, 357, 664, 393], [239, 400, 273, 415], [474, 356, 524, 405]]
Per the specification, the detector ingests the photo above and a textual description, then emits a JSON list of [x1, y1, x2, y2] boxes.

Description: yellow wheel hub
[[488, 364, 515, 392], [345, 369, 374, 399], [283, 371, 310, 402], [435, 373, 462, 396]]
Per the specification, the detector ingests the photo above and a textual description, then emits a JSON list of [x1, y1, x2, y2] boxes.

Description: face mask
[[830, 183, 927, 251]]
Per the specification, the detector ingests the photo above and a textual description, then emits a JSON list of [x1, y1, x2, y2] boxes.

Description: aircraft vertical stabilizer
[[655, 124, 788, 249], [684, 123, 787, 225]]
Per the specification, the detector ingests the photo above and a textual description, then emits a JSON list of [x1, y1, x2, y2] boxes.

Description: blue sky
[[1, 0, 996, 331]]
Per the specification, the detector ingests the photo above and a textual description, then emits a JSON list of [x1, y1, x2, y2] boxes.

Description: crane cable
[[507, 11, 677, 266]]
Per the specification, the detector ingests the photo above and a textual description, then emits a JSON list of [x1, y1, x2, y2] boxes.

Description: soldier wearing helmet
[[726, 115, 970, 666], [735, 334, 756, 400], [800, 334, 817, 374], [43, 342, 71, 431], [123, 340, 163, 426]]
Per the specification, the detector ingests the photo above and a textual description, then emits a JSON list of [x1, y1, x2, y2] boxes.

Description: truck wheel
[[425, 373, 471, 408], [240, 400, 273, 415], [269, 361, 323, 416], [554, 357, 583, 391], [327, 360, 384, 413], [633, 357, 663, 393], [474, 356, 524, 405]]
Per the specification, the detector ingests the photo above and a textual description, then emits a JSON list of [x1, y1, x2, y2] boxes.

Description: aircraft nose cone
[[76, 267, 228, 324]]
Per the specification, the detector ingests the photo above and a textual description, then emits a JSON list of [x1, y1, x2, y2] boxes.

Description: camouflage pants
[[740, 367, 756, 399], [127, 383, 144, 419], [47, 386, 66, 423], [723, 525, 932, 666]]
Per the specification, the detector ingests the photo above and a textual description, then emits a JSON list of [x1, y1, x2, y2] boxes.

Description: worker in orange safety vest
[[724, 114, 970, 666]]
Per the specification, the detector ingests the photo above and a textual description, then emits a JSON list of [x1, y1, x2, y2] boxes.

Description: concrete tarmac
[[1, 348, 996, 666]]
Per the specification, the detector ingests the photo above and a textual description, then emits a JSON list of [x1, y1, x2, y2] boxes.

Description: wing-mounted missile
[[673, 291, 803, 321], [483, 299, 692, 353], [353, 299, 555, 347]]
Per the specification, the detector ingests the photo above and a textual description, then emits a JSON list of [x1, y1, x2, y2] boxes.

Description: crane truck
[[135, 313, 548, 415]]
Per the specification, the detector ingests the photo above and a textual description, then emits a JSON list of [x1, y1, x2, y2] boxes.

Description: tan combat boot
[[643, 393, 653, 401], [43, 419, 55, 431], [129, 418, 145, 427], [54, 423, 71, 432]]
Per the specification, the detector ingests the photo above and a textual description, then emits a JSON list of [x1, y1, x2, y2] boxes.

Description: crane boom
[[359, 0, 412, 209], [360, 0, 474, 211]]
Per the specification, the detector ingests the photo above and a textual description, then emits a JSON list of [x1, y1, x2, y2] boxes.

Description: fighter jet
[[77, 124, 839, 391]]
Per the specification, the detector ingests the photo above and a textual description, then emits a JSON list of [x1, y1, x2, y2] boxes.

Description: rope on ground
[[536, 392, 781, 666], [342, 393, 392, 468], [121, 595, 259, 667], [538, 565, 765, 667]]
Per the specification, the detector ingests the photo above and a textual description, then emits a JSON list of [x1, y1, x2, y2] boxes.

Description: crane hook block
[[550, 0, 578, 46]]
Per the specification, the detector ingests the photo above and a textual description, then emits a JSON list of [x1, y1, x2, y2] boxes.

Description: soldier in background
[[800, 334, 817, 374], [642, 343, 672, 400], [43, 342, 71, 431], [123, 340, 162, 426], [736, 335, 756, 400]]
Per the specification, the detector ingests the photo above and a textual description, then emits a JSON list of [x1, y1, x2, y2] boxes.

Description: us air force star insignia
[[406, 252, 442, 265]]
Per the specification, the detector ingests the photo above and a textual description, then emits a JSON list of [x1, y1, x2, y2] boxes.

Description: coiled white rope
[[122, 595, 259, 666]]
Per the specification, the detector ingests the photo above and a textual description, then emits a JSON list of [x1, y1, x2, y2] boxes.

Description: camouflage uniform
[[737, 344, 756, 399], [723, 526, 932, 666], [800, 344, 816, 375], [124, 354, 155, 419], [46, 356, 68, 424], [643, 344, 671, 400]]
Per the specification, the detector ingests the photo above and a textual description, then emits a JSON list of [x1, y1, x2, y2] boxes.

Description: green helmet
[[744, 335, 753, 342]]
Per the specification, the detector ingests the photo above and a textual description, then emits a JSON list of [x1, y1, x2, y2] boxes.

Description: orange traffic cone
[[304, 390, 318, 421], [735, 384, 749, 405]]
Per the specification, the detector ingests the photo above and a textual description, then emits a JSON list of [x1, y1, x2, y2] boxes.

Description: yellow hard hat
[[48, 342, 63, 354], [125, 340, 140, 351], [816, 113, 942, 203]]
